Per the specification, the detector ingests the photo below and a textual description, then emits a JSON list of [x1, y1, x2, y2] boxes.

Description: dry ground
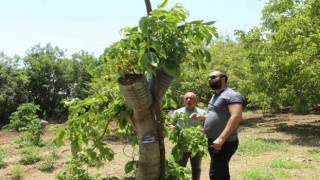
[[0, 113, 319, 180]]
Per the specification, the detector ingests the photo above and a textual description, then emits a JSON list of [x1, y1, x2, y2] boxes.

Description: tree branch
[[144, 0, 152, 16]]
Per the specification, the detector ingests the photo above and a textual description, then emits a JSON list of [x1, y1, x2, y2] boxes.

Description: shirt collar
[[214, 86, 227, 96]]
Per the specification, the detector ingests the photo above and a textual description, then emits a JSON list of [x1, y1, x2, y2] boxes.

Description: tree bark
[[152, 73, 165, 180], [133, 108, 160, 179], [144, 0, 152, 16]]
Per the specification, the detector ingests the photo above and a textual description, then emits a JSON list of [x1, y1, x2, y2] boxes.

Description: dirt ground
[[0, 113, 319, 180]]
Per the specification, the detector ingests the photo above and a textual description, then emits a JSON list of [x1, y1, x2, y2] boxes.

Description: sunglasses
[[208, 75, 222, 79]]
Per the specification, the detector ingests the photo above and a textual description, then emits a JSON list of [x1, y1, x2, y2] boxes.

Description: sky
[[0, 0, 268, 58]]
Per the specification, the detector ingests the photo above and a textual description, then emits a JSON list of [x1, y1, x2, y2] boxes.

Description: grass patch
[[241, 166, 292, 179], [243, 109, 263, 115], [39, 150, 59, 172], [269, 157, 314, 169], [0, 148, 7, 168], [237, 138, 289, 156], [11, 165, 24, 180], [20, 146, 41, 165], [308, 149, 320, 162]]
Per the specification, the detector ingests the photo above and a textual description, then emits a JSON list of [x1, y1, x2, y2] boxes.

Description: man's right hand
[[190, 113, 205, 122], [167, 124, 175, 130]]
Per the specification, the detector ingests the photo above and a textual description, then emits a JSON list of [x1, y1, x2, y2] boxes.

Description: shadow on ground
[[240, 115, 320, 147], [275, 122, 320, 147]]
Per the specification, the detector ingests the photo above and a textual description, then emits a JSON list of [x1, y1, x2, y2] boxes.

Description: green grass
[[236, 138, 289, 156], [20, 146, 41, 165], [241, 166, 293, 179], [39, 150, 59, 172], [0, 148, 7, 168], [308, 149, 320, 162], [11, 165, 24, 180], [243, 109, 263, 115], [269, 157, 314, 169]]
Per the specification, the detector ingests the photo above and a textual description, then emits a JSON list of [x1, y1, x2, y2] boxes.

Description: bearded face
[[209, 79, 222, 90]]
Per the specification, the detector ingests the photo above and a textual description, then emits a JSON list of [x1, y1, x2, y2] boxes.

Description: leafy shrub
[[165, 159, 190, 180], [14, 131, 46, 148], [56, 160, 94, 180], [3, 103, 41, 131]]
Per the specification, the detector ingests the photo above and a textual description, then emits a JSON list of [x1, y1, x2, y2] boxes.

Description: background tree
[[0, 52, 30, 126], [23, 44, 94, 120], [236, 0, 320, 114]]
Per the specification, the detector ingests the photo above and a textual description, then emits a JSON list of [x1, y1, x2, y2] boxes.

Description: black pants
[[178, 151, 202, 180], [207, 138, 239, 180]]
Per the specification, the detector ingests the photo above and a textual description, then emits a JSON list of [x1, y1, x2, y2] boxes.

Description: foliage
[[0, 52, 29, 125], [56, 159, 93, 180], [165, 159, 190, 180], [169, 64, 211, 106], [168, 113, 207, 162], [103, 3, 218, 78], [7, 102, 45, 146], [23, 43, 95, 119], [124, 160, 139, 177], [3, 103, 40, 131], [53, 87, 134, 178], [56, 159, 122, 180], [235, 0, 320, 114]]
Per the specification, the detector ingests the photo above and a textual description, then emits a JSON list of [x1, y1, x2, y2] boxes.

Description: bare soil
[[0, 113, 319, 180]]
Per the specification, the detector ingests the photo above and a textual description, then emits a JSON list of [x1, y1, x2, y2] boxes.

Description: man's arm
[[212, 103, 242, 150]]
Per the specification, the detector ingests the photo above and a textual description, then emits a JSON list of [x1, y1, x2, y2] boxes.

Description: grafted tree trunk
[[119, 71, 173, 179], [132, 108, 160, 179]]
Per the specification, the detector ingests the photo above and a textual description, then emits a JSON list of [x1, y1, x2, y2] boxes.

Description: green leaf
[[158, 0, 168, 8], [204, 50, 211, 62], [124, 160, 139, 174], [139, 17, 149, 34], [147, 51, 159, 67], [203, 21, 216, 25], [71, 140, 79, 158]]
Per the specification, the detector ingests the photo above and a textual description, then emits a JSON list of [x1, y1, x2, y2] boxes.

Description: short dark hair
[[216, 71, 228, 83], [220, 73, 228, 83]]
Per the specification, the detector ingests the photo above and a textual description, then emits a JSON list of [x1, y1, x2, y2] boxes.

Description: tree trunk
[[118, 71, 172, 179], [133, 108, 160, 179]]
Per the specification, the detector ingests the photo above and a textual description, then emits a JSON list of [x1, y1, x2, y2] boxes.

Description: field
[[0, 112, 319, 180]]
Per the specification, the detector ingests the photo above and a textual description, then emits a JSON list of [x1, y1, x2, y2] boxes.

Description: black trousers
[[207, 138, 239, 180], [178, 151, 202, 180]]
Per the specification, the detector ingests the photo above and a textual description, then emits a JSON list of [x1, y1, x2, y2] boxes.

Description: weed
[[39, 150, 59, 172], [0, 148, 7, 168], [20, 146, 41, 165], [11, 165, 24, 180]]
